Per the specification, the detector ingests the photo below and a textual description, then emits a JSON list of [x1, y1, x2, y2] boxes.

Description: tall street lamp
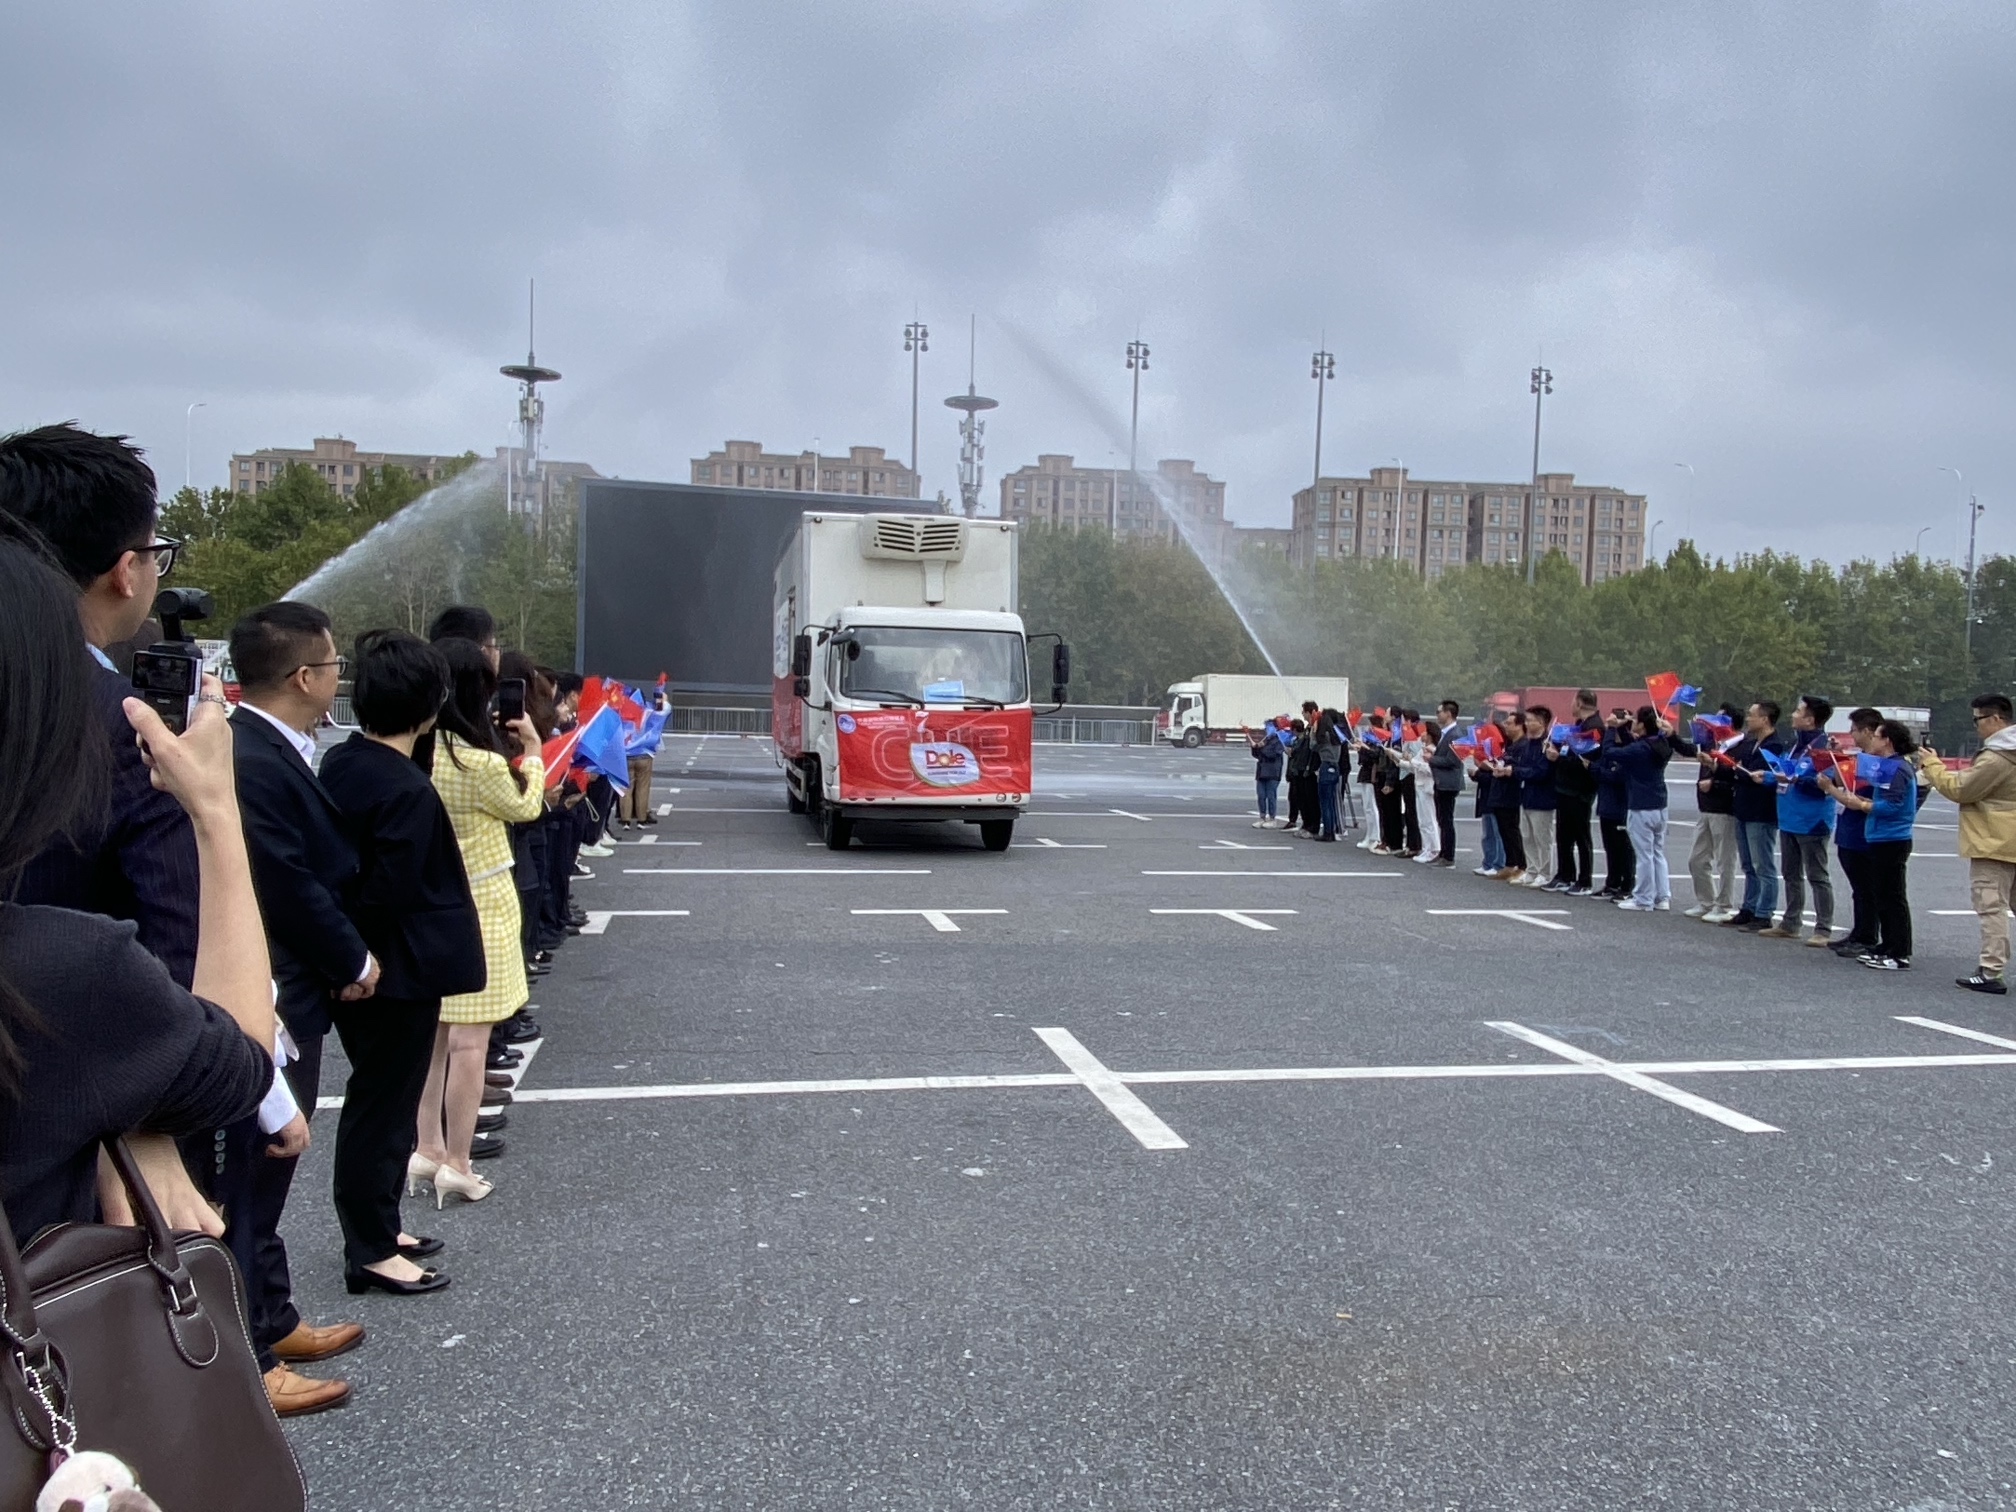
[[1942, 466, 1985, 657], [184, 401, 207, 492], [1310, 347, 1335, 493], [1649, 519, 1666, 562], [1915, 526, 1931, 560], [1526, 365, 1551, 585], [1673, 461, 1694, 551], [1126, 338, 1149, 524], [903, 320, 928, 496]]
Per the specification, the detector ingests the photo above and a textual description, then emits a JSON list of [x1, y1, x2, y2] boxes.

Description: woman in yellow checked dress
[[411, 639, 547, 1206]]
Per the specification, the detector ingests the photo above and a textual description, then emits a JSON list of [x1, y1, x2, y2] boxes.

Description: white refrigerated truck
[[773, 512, 1069, 851], [1157, 674, 1353, 747]]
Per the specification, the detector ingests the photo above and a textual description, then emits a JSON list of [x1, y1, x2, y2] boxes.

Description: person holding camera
[[413, 638, 546, 1203]]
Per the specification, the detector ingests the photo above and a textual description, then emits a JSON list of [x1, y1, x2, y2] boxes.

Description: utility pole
[[904, 319, 928, 497], [1310, 346, 1334, 494], [183, 401, 206, 492], [1527, 364, 1552, 585], [1126, 337, 1149, 527], [1966, 491, 1985, 657]]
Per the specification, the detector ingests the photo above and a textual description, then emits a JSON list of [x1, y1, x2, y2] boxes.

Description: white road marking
[[319, 1031, 545, 1110], [851, 908, 1008, 934], [1110, 808, 1152, 821], [1486, 1020, 1779, 1134], [1013, 838, 1107, 848], [1141, 870, 1399, 877], [624, 867, 933, 875], [1896, 1016, 2016, 1051], [1202, 841, 1293, 851], [1033, 1027, 1188, 1150], [1931, 909, 2015, 916], [1151, 908, 1297, 932], [1428, 908, 1574, 932], [581, 909, 692, 935]]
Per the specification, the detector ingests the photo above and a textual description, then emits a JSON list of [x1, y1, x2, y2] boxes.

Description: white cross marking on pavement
[[851, 908, 1009, 933], [1428, 909, 1574, 932], [657, 803, 674, 815], [1141, 870, 1398, 877], [1202, 841, 1293, 851], [1486, 1020, 1779, 1134], [1033, 1027, 1187, 1150], [1110, 808, 1153, 821], [1013, 838, 1107, 848], [1150, 908, 1297, 932], [1896, 1016, 2016, 1050], [581, 910, 692, 935], [626, 867, 933, 876]]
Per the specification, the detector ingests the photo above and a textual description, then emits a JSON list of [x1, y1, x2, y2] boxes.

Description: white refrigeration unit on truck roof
[[1158, 673, 1353, 746], [773, 512, 1068, 851]]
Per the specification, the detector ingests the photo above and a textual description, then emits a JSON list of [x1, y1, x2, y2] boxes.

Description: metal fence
[[1032, 717, 1156, 746], [670, 706, 773, 735]]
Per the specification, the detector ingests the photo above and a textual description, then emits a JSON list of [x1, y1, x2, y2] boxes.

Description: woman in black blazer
[[318, 631, 486, 1297]]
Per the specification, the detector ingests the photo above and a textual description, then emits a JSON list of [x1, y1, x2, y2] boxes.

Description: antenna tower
[[942, 315, 998, 517], [499, 280, 562, 530]]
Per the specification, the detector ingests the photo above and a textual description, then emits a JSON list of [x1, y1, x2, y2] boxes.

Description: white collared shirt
[[87, 642, 117, 673], [234, 699, 318, 768]]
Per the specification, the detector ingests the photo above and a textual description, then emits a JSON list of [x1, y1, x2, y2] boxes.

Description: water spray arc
[[943, 316, 997, 517]]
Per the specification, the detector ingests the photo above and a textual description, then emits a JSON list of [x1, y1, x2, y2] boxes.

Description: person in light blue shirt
[[1762, 695, 1838, 943], [1822, 719, 1920, 971]]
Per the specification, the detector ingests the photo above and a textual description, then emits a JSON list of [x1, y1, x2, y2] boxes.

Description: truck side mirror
[[791, 632, 812, 678], [1052, 643, 1071, 686]]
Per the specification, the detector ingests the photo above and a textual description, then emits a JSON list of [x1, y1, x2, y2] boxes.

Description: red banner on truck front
[[835, 707, 1032, 801]]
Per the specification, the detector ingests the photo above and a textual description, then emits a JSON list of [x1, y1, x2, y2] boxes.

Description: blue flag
[[625, 708, 668, 757], [1674, 683, 1702, 707], [573, 705, 632, 793]]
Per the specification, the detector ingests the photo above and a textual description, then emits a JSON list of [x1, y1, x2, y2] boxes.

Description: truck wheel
[[1182, 727, 1205, 749], [821, 804, 852, 850], [786, 766, 807, 814], [979, 819, 1014, 851]]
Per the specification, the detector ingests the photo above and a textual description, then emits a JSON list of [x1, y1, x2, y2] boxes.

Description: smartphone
[[495, 678, 527, 728], [132, 647, 203, 735]]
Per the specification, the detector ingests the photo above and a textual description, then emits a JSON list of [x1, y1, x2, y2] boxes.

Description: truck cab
[[1160, 682, 1207, 747]]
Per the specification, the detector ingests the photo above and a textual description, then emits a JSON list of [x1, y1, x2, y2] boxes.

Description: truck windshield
[[836, 627, 1028, 705]]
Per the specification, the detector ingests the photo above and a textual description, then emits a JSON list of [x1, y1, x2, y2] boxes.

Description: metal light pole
[[1390, 456, 1405, 562], [1673, 461, 1694, 553], [812, 436, 822, 493], [1942, 466, 1985, 656], [1126, 337, 1149, 526], [1649, 519, 1665, 562], [184, 401, 206, 492], [1310, 348, 1334, 491], [904, 320, 928, 496], [1527, 365, 1552, 585]]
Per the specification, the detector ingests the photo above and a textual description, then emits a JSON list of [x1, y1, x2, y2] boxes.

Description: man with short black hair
[[1724, 700, 1786, 931], [1760, 695, 1837, 943], [214, 600, 373, 1415], [1546, 689, 1601, 894], [428, 604, 499, 671], [1921, 694, 2016, 993], [1427, 700, 1464, 866]]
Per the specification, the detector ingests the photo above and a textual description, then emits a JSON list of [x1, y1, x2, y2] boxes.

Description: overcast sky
[[4, 0, 2011, 565]]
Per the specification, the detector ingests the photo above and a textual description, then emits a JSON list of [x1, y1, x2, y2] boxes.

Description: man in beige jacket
[[1921, 693, 2016, 995]]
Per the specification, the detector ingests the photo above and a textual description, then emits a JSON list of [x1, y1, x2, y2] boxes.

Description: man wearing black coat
[[319, 630, 488, 1296], [215, 601, 372, 1413], [1427, 702, 1467, 866]]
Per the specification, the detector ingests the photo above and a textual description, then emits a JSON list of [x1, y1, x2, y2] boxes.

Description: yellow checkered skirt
[[440, 870, 529, 1025]]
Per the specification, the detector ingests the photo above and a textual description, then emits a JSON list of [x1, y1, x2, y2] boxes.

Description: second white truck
[[1157, 674, 1353, 747]]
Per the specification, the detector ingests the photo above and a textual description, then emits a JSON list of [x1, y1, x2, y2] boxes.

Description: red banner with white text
[[835, 707, 1032, 801]]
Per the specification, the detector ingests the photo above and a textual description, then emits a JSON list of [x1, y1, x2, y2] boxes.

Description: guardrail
[[670, 706, 772, 734], [1033, 717, 1155, 746]]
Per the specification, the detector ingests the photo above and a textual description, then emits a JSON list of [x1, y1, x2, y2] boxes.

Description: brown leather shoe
[[264, 1364, 351, 1418], [270, 1320, 365, 1363], [485, 1071, 514, 1087]]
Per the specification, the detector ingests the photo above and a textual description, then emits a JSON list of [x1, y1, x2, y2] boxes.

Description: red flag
[[1645, 672, 1681, 723], [609, 685, 646, 726], [541, 727, 583, 784], [579, 676, 604, 719], [655, 672, 669, 690], [1346, 706, 1362, 729], [1473, 722, 1503, 759]]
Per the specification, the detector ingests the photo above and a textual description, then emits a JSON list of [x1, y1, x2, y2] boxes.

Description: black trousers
[[1492, 808, 1526, 870], [1864, 840, 1913, 960], [1599, 816, 1636, 894], [1838, 845, 1875, 946], [188, 1031, 323, 1371], [1375, 786, 1404, 849], [1284, 773, 1304, 830], [540, 809, 577, 945], [1292, 774, 1320, 833], [1397, 778, 1422, 852], [329, 994, 442, 1269], [1556, 794, 1594, 888], [1433, 789, 1458, 861]]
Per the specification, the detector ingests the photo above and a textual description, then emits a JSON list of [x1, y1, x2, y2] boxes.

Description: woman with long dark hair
[[1823, 719, 1919, 971], [0, 534, 275, 1240], [412, 638, 545, 1204]]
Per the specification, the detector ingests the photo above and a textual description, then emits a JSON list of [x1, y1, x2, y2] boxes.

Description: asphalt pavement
[[283, 736, 2016, 1511]]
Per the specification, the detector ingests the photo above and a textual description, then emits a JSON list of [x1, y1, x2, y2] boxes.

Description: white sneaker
[[1702, 907, 1734, 924], [1684, 904, 1709, 918], [1618, 898, 1653, 911], [1524, 873, 1552, 889], [1654, 899, 1671, 911], [1251, 820, 1271, 829], [1473, 865, 1497, 876], [580, 843, 615, 857]]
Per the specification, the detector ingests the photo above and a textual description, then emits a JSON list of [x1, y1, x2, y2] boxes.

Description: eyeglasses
[[1974, 711, 1998, 724], [296, 656, 350, 677], [133, 537, 182, 576]]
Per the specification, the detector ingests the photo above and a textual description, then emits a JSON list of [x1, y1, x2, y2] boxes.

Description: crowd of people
[[0, 422, 657, 1429], [1251, 686, 2016, 986]]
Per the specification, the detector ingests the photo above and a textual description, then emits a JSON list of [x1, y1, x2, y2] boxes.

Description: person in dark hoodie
[[1605, 705, 1673, 911], [1545, 689, 1602, 894], [1724, 700, 1787, 932], [1590, 707, 1635, 899], [1511, 706, 1559, 889], [1248, 720, 1286, 828], [1312, 708, 1344, 841]]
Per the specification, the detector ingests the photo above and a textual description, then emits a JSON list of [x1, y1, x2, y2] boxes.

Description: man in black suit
[[319, 630, 487, 1296], [213, 600, 373, 1415]]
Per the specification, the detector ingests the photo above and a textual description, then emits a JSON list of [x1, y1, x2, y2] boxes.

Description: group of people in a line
[[0, 422, 655, 1429], [1250, 686, 2016, 989]]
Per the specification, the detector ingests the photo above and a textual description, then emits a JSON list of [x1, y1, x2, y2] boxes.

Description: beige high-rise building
[[998, 456, 1228, 558], [228, 437, 467, 499], [1290, 466, 1646, 584], [690, 441, 921, 500]]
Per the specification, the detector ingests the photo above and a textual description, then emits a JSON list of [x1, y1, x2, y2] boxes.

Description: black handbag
[[0, 1138, 305, 1509]]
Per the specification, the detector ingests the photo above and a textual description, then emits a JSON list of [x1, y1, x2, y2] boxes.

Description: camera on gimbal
[[129, 588, 214, 734]]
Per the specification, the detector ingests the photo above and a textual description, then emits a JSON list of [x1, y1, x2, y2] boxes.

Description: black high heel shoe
[[345, 1265, 450, 1296], [398, 1236, 444, 1260]]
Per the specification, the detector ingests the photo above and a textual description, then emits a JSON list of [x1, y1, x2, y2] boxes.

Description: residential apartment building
[[690, 441, 920, 499], [1290, 466, 1647, 584], [998, 456, 1228, 559], [229, 436, 468, 498]]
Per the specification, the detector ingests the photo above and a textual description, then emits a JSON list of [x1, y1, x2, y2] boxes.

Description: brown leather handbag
[[0, 1138, 305, 1510]]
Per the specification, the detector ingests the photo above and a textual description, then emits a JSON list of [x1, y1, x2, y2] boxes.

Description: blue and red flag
[[1547, 722, 1577, 747], [572, 704, 633, 793], [625, 708, 668, 757]]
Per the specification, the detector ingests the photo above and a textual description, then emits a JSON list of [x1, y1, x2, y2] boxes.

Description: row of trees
[[1021, 526, 2011, 750], [162, 459, 578, 667]]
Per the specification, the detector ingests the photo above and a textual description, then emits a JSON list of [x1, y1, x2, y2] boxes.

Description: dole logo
[[910, 741, 981, 787]]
